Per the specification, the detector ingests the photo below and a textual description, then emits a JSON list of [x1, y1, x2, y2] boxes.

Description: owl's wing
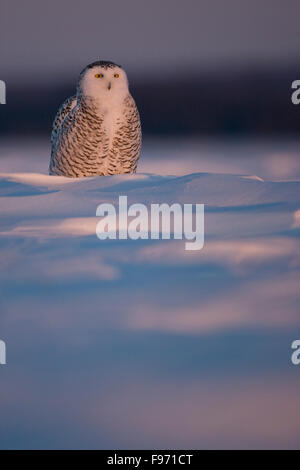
[[50, 95, 77, 151]]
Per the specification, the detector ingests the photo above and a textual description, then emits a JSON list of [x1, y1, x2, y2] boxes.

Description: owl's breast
[[95, 95, 141, 174], [102, 106, 124, 144]]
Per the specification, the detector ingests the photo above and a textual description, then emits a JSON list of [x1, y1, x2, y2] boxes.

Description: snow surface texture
[[0, 137, 300, 449]]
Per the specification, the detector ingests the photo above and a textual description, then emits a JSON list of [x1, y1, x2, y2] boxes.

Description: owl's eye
[[95, 73, 104, 78], [114, 73, 119, 78]]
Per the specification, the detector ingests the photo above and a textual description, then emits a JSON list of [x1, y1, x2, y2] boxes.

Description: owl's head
[[78, 60, 129, 101]]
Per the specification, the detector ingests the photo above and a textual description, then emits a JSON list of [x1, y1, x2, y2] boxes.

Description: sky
[[1, 0, 300, 85]]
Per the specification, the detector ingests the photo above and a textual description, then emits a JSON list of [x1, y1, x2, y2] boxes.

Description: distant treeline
[[0, 64, 299, 136]]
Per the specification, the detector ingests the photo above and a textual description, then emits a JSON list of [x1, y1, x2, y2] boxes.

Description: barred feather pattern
[[50, 95, 77, 151], [49, 94, 141, 177]]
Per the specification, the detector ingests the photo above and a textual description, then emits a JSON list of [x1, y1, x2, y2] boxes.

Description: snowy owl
[[49, 60, 141, 177]]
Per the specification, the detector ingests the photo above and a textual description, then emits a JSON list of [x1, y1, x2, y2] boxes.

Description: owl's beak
[[107, 82, 111, 90]]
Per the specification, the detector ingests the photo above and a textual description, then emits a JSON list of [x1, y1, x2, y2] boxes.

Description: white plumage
[[49, 61, 141, 177]]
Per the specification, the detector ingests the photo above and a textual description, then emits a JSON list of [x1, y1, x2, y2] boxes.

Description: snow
[[0, 137, 300, 449]]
